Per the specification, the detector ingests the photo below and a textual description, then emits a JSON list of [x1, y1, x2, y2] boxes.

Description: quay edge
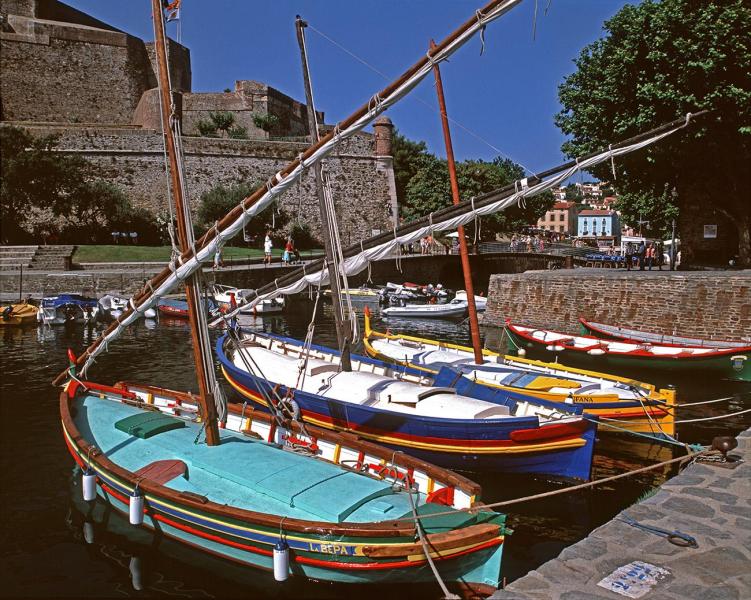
[[490, 427, 751, 599]]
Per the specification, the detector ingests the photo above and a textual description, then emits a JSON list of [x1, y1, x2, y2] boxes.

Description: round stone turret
[[373, 115, 394, 157]]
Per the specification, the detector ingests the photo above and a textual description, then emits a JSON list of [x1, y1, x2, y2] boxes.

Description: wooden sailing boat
[[362, 309, 676, 437], [506, 321, 751, 382], [579, 317, 751, 350], [0, 301, 37, 326], [58, 1, 520, 595]]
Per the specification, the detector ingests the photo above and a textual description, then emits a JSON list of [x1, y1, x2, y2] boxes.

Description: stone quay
[[491, 427, 751, 599]]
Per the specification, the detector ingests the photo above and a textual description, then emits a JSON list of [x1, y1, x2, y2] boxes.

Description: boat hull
[[217, 339, 596, 481], [382, 303, 467, 319], [0, 303, 37, 326], [507, 324, 751, 383]]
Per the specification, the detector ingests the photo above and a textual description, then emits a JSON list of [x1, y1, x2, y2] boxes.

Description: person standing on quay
[[263, 230, 273, 266], [625, 242, 634, 271], [645, 243, 655, 270], [637, 240, 646, 270]]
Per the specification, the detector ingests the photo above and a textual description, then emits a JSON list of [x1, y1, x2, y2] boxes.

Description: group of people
[[624, 240, 665, 271], [211, 230, 302, 270], [264, 230, 301, 266], [510, 234, 545, 253]]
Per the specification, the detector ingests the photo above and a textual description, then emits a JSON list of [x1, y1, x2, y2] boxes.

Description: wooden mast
[[429, 39, 484, 364], [151, 0, 220, 444], [295, 15, 352, 371]]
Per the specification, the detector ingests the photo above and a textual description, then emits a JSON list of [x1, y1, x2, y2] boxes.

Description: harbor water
[[1, 297, 749, 598]]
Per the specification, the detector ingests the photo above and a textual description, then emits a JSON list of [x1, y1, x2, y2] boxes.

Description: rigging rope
[[305, 22, 532, 173]]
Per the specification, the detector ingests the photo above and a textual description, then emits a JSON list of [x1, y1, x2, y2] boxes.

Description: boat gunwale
[[579, 317, 751, 350], [60, 382, 499, 543]]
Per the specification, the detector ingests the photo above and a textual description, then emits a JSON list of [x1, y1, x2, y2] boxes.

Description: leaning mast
[[151, 0, 221, 444], [295, 15, 353, 371], [429, 39, 484, 364]]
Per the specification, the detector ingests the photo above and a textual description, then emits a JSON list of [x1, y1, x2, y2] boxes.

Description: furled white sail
[[212, 117, 695, 325]]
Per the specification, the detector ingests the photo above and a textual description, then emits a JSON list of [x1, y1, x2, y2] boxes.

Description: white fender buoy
[[144, 308, 157, 319], [274, 427, 287, 446], [82, 468, 97, 501], [129, 556, 144, 591], [83, 521, 95, 544], [273, 539, 290, 582], [517, 348, 526, 357], [129, 489, 144, 525]]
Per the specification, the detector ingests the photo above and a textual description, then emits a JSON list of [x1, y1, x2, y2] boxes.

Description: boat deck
[[76, 394, 426, 524]]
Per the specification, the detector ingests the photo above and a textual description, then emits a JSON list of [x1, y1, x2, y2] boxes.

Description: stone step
[[77, 262, 164, 271], [0, 245, 39, 251]]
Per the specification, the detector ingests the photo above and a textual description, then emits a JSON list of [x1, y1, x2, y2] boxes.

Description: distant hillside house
[[537, 201, 578, 235], [577, 209, 621, 246]]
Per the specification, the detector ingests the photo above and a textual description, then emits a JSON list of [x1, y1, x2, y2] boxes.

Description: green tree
[[615, 188, 679, 238], [252, 113, 279, 134], [402, 152, 552, 238], [391, 130, 431, 206], [1, 126, 88, 241], [196, 181, 288, 243], [209, 111, 235, 134], [556, 0, 751, 265], [195, 118, 218, 137], [564, 184, 583, 202]]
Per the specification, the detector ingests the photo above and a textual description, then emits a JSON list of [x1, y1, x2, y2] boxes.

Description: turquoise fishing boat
[[62, 378, 507, 594]]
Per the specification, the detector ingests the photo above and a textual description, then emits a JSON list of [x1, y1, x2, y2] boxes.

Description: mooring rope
[[672, 408, 751, 424], [391, 448, 708, 524], [407, 476, 459, 599]]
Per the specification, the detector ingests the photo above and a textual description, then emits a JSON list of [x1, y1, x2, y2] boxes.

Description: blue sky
[[67, 0, 631, 174]]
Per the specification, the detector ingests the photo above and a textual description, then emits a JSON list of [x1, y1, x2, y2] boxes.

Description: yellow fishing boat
[[0, 302, 38, 327], [363, 308, 676, 437]]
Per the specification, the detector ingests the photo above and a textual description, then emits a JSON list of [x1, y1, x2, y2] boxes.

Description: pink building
[[536, 201, 578, 235]]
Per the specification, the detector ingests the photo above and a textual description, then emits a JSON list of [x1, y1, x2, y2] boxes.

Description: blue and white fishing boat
[[37, 294, 99, 325], [217, 329, 597, 481]]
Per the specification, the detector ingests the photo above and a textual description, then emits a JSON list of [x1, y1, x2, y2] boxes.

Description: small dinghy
[[454, 290, 487, 312], [579, 317, 751, 349], [100, 295, 156, 321], [382, 298, 468, 319], [37, 294, 99, 325], [0, 302, 38, 326], [212, 285, 285, 315], [157, 297, 218, 319], [507, 322, 751, 382]]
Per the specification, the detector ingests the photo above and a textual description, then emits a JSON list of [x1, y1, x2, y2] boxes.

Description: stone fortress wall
[[0, 0, 398, 243]]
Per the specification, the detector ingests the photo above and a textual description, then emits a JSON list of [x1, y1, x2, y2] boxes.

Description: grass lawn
[[74, 245, 322, 263]]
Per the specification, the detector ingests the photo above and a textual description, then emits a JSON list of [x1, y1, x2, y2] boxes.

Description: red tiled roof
[[552, 201, 575, 210], [579, 209, 614, 216]]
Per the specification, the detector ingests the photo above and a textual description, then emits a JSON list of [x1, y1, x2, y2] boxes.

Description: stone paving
[[491, 428, 751, 600]]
